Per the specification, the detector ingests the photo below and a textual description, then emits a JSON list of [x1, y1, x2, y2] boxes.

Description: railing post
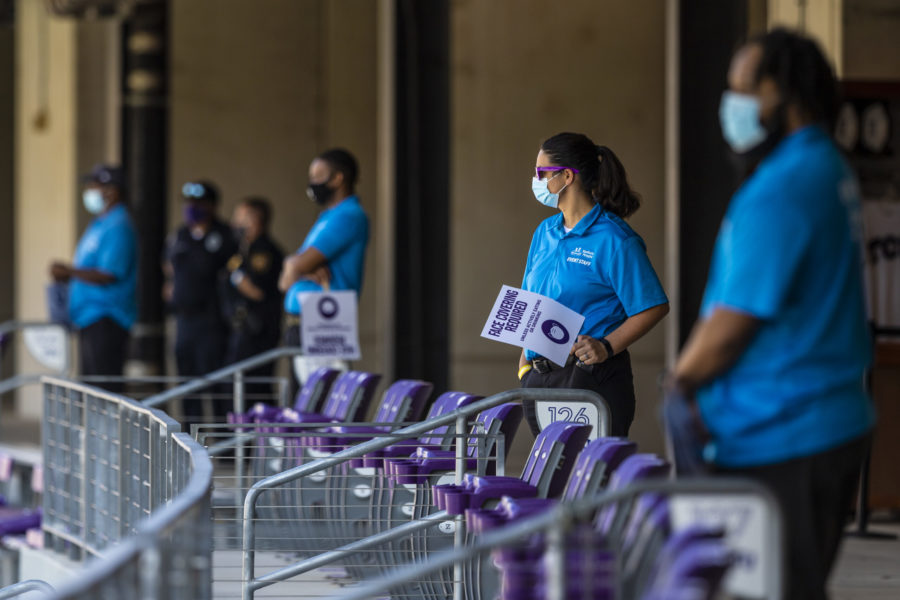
[[235, 369, 246, 492], [242, 486, 261, 600]]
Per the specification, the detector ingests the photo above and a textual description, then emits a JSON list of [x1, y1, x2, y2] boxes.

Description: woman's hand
[[571, 335, 610, 365]]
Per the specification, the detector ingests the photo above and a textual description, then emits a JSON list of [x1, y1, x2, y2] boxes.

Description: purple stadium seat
[[311, 379, 433, 451], [358, 391, 482, 470], [433, 421, 592, 516]]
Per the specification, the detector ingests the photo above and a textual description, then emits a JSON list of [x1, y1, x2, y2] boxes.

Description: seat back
[[418, 392, 483, 449], [519, 421, 592, 498], [562, 438, 637, 502], [468, 403, 524, 468], [292, 367, 340, 413], [321, 371, 382, 422], [595, 454, 670, 536], [372, 379, 433, 426]]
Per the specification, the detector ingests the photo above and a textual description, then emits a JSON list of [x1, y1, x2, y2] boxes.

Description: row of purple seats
[[407, 421, 593, 600], [231, 368, 439, 554], [352, 402, 523, 585], [477, 449, 736, 600]]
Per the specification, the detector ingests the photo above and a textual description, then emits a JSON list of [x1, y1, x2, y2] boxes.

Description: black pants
[[719, 434, 869, 600], [521, 350, 636, 437], [79, 317, 129, 392], [175, 314, 228, 421], [226, 328, 279, 402], [283, 323, 302, 405]]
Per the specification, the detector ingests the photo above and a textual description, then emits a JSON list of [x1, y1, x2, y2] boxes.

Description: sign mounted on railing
[[23, 325, 67, 372], [480, 285, 584, 367], [669, 494, 771, 598], [299, 291, 361, 360], [535, 400, 601, 440]]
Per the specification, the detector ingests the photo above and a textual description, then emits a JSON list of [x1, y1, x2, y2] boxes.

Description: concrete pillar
[[14, 2, 120, 419], [768, 0, 843, 74], [15, 2, 78, 419]]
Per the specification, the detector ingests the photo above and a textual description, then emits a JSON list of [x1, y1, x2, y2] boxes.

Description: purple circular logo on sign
[[318, 296, 339, 319], [541, 319, 570, 345]]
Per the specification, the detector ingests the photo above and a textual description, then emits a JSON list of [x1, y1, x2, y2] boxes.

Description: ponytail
[[540, 132, 641, 219], [593, 145, 641, 218]]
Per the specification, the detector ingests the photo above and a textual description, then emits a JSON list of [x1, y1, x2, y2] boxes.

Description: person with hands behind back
[[518, 133, 668, 437]]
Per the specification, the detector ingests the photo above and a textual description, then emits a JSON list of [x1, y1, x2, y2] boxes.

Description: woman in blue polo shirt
[[519, 132, 669, 436]]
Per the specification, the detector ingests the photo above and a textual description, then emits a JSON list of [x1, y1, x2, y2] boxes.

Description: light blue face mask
[[719, 90, 768, 153], [531, 171, 567, 209], [83, 189, 106, 215]]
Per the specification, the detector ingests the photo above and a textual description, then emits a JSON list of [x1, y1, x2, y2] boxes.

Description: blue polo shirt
[[697, 126, 875, 468], [521, 203, 667, 361], [285, 196, 369, 314], [69, 204, 138, 329]]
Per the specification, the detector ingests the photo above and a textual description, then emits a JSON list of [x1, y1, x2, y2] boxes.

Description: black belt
[[532, 355, 577, 374]]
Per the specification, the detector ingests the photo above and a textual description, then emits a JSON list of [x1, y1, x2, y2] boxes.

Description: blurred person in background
[[518, 132, 669, 437], [221, 197, 284, 400], [279, 148, 369, 384], [164, 180, 237, 419], [49, 164, 137, 391], [668, 28, 874, 599]]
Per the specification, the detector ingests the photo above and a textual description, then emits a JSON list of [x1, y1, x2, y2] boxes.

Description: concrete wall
[[843, 0, 900, 80], [449, 0, 669, 455], [169, 0, 380, 372]]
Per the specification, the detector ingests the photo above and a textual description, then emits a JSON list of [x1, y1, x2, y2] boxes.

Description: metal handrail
[[42, 377, 183, 558], [331, 478, 785, 600], [241, 387, 611, 599], [0, 580, 55, 599], [46, 432, 213, 599], [141, 346, 305, 408]]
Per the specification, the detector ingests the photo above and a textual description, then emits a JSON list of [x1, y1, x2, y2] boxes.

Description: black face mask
[[306, 180, 334, 206], [728, 103, 788, 182]]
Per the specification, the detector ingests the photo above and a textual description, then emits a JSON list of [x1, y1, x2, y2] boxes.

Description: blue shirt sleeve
[[94, 224, 136, 281], [711, 200, 810, 320], [521, 227, 541, 289], [306, 209, 366, 260], [606, 236, 667, 316]]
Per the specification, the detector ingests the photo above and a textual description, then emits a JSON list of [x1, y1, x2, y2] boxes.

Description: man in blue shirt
[[670, 29, 874, 599], [279, 148, 369, 354], [50, 165, 137, 387]]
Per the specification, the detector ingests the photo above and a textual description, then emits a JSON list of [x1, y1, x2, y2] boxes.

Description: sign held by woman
[[481, 284, 584, 367]]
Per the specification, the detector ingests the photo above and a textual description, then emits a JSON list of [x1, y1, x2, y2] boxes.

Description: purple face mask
[[184, 204, 208, 225]]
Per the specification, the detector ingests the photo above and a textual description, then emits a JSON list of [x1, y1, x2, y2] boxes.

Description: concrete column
[[768, 0, 843, 75], [15, 2, 78, 418]]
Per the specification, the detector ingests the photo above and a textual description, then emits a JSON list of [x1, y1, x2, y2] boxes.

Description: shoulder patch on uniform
[[227, 254, 243, 271], [250, 252, 270, 273]]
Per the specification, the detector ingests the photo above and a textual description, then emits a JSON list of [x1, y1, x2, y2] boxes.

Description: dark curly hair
[[540, 132, 641, 218], [750, 27, 839, 129]]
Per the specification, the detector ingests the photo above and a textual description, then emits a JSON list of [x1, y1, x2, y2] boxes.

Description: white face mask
[[719, 90, 768, 153], [531, 171, 567, 209], [83, 189, 106, 215]]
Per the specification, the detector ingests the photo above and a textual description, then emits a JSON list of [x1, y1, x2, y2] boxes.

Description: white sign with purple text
[[299, 291, 361, 360], [480, 285, 584, 367]]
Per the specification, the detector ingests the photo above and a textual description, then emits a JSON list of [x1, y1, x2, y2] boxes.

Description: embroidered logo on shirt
[[566, 246, 594, 266]]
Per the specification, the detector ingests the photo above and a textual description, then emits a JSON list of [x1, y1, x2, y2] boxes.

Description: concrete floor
[[831, 521, 900, 600]]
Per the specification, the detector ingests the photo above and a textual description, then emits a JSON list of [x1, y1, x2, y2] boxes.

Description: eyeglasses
[[535, 166, 580, 179]]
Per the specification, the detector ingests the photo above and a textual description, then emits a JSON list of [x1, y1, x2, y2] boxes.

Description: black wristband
[[598, 337, 614, 360]]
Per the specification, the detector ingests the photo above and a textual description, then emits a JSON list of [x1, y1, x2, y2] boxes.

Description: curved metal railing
[[37, 377, 213, 599]]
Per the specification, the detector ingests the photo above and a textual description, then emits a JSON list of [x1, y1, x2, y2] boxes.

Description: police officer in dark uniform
[[164, 180, 237, 420], [221, 197, 284, 399]]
